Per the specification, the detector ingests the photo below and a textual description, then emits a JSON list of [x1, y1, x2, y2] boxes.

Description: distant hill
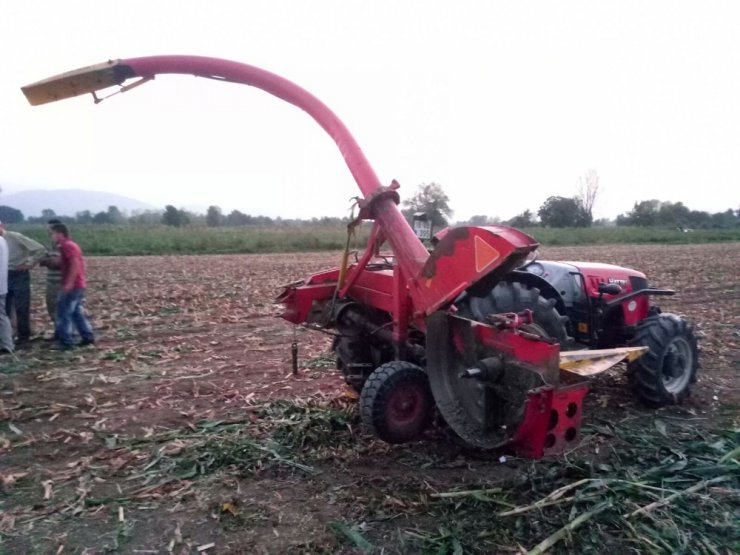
[[0, 189, 155, 217]]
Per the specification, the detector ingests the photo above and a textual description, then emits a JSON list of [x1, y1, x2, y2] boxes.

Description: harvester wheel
[[628, 314, 698, 405], [360, 361, 433, 444], [457, 281, 572, 347]]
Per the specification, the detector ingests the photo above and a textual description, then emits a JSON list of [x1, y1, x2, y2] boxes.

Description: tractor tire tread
[[458, 280, 573, 349], [628, 313, 698, 406]]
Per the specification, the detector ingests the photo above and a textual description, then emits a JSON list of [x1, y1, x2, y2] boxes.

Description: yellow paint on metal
[[337, 249, 350, 289], [22, 60, 125, 106], [559, 346, 648, 376]]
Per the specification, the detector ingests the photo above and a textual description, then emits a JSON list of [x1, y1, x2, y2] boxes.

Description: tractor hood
[[565, 261, 647, 297], [565, 261, 646, 280]]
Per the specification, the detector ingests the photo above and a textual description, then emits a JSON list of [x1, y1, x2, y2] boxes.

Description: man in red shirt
[[49, 223, 94, 350]]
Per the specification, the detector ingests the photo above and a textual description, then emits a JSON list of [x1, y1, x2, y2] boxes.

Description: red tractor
[[322, 245, 699, 407], [22, 56, 698, 458], [498, 258, 698, 405]]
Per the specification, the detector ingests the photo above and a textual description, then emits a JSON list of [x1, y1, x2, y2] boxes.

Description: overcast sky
[[1, 1, 738, 221]]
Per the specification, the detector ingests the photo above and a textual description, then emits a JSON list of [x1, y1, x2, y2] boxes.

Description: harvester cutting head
[[22, 55, 654, 458], [427, 312, 563, 453]]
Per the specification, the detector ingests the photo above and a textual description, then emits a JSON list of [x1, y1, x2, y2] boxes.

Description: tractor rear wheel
[[360, 361, 433, 444], [628, 314, 698, 405], [456, 281, 572, 347]]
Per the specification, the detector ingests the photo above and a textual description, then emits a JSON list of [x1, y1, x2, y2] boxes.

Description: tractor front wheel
[[360, 361, 433, 444], [628, 314, 698, 405]]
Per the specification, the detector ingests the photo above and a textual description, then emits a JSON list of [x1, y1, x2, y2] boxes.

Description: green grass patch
[[12, 224, 371, 256], [120, 400, 737, 553], [402, 418, 739, 554], [10, 223, 740, 256], [131, 399, 359, 482], [6, 396, 736, 553], [0, 356, 36, 374], [521, 226, 740, 246]]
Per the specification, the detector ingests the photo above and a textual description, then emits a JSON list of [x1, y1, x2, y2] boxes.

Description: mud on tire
[[628, 313, 698, 406], [360, 361, 433, 444]]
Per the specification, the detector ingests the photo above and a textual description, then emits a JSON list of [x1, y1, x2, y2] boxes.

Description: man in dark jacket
[[0, 221, 45, 347]]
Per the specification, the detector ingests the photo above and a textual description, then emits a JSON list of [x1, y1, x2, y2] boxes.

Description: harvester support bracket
[[355, 180, 402, 221]]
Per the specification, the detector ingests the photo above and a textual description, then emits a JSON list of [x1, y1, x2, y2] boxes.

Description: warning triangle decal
[[474, 235, 500, 273]]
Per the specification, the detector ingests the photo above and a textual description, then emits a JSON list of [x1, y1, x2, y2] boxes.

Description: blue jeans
[[55, 288, 94, 347]]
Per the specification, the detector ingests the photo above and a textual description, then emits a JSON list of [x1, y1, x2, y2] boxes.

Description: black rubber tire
[[360, 361, 433, 444], [628, 313, 698, 406], [456, 281, 572, 347]]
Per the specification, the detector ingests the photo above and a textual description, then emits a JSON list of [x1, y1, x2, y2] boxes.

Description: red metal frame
[[468, 320, 560, 378], [511, 382, 588, 458]]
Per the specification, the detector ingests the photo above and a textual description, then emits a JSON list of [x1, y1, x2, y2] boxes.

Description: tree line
[[1, 173, 737, 231], [0, 204, 348, 228], [473, 198, 738, 230], [401, 175, 738, 230]]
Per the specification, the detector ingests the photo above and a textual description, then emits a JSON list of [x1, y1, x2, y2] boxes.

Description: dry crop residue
[[1, 244, 738, 554]]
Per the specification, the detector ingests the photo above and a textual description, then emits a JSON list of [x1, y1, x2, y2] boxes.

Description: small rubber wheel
[[360, 361, 433, 444], [628, 313, 699, 405]]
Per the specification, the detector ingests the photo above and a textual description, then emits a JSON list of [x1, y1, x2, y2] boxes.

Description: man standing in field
[[0, 220, 46, 347], [39, 218, 63, 333], [49, 222, 95, 350], [0, 221, 14, 353]]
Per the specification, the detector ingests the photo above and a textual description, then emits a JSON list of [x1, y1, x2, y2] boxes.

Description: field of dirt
[[1, 243, 738, 554]]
